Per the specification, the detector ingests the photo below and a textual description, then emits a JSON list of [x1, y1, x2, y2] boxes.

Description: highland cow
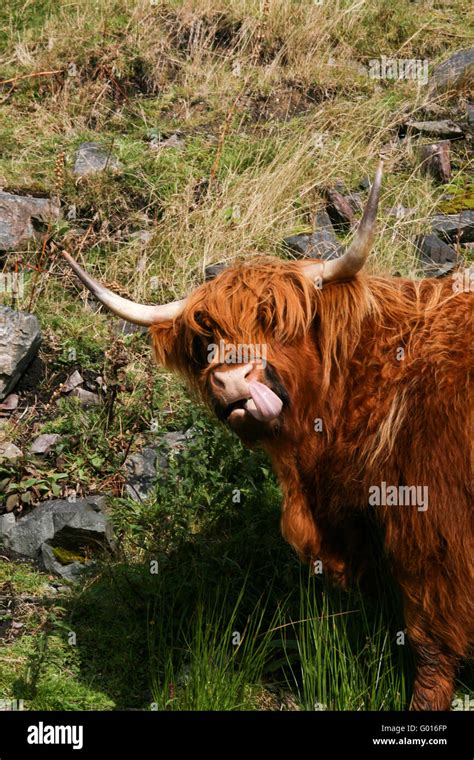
[[62, 162, 473, 710]]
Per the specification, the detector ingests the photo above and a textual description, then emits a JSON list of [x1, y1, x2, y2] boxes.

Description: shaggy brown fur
[[150, 258, 473, 710]]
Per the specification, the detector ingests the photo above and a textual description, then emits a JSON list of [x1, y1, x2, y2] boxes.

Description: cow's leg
[[280, 498, 356, 587], [276, 459, 367, 585], [275, 457, 322, 563], [404, 599, 458, 710], [280, 488, 321, 563], [410, 642, 457, 711], [317, 516, 373, 589]]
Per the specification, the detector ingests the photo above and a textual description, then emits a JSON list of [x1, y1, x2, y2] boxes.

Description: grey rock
[[307, 234, 343, 261], [406, 120, 464, 139], [419, 141, 451, 183], [313, 209, 336, 231], [429, 49, 474, 94], [73, 142, 122, 177], [333, 180, 347, 194], [1, 495, 114, 560], [124, 447, 158, 502], [29, 433, 61, 455], [284, 212, 343, 260], [0, 191, 60, 251], [62, 370, 83, 393], [283, 232, 343, 260], [66, 204, 77, 221], [0, 393, 19, 413], [325, 190, 355, 230], [70, 387, 100, 406], [150, 132, 184, 151], [415, 234, 458, 277], [431, 211, 474, 244], [0, 307, 41, 401], [283, 233, 311, 255], [40, 543, 87, 582], [0, 513, 16, 542], [205, 263, 227, 281], [0, 441, 23, 461], [346, 193, 364, 213], [468, 104, 474, 126], [358, 177, 371, 191], [310, 210, 343, 259], [159, 430, 191, 452], [124, 431, 192, 502]]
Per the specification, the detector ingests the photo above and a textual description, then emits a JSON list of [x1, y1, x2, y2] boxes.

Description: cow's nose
[[210, 363, 259, 401]]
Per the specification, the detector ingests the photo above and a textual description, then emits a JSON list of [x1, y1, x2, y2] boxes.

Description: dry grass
[[0, 0, 472, 372]]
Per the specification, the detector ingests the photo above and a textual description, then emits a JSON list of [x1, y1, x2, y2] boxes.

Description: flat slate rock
[[284, 210, 343, 259], [40, 543, 88, 582], [419, 142, 451, 183], [205, 262, 228, 281], [431, 211, 474, 244], [73, 142, 122, 177], [325, 190, 355, 229], [0, 191, 60, 250], [415, 234, 457, 277], [69, 387, 100, 406], [283, 233, 343, 260], [61, 370, 84, 393], [406, 120, 464, 139], [124, 447, 158, 502], [124, 431, 193, 502], [429, 49, 474, 94], [29, 433, 62, 455], [0, 441, 23, 461], [0, 495, 113, 559], [0, 307, 41, 401]]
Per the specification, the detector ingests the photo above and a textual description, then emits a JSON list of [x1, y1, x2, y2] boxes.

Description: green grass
[[0, 407, 418, 711], [285, 576, 409, 711]]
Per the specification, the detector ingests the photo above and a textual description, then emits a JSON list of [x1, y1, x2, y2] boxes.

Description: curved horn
[[303, 160, 383, 283], [61, 251, 186, 326]]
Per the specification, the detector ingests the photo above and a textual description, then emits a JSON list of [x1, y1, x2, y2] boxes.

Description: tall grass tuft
[[149, 578, 280, 710], [281, 569, 411, 711]]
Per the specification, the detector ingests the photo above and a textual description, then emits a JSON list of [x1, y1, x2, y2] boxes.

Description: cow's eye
[[191, 334, 211, 367], [194, 311, 212, 332]]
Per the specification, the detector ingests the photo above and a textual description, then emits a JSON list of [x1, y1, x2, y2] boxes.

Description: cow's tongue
[[246, 381, 283, 421]]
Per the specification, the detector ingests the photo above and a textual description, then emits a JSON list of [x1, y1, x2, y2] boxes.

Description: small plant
[[2, 469, 69, 510]]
